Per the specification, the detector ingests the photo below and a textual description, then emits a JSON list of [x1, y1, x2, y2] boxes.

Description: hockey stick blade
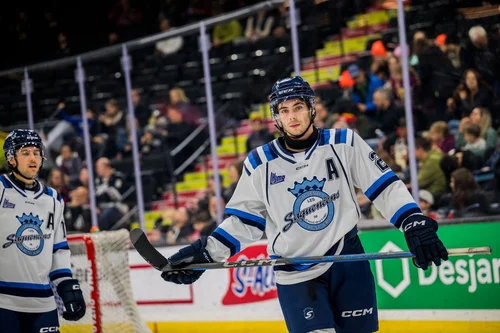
[[130, 228, 169, 270], [160, 246, 492, 272]]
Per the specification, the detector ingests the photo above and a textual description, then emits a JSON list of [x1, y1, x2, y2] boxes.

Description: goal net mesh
[[58, 229, 152, 333]]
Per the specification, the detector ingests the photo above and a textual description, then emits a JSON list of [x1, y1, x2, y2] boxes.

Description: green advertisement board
[[359, 221, 500, 310]]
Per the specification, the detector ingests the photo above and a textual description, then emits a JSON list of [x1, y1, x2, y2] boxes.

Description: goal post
[[59, 229, 152, 333]]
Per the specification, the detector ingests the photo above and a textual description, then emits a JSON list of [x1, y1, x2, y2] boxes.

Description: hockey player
[[161, 77, 449, 333], [0, 129, 86, 333]]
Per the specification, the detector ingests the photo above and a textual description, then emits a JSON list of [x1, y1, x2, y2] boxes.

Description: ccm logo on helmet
[[40, 327, 59, 332], [278, 89, 295, 95], [341, 308, 373, 317]]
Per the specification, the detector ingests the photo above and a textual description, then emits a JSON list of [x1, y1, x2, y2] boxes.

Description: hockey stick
[[130, 228, 492, 272]]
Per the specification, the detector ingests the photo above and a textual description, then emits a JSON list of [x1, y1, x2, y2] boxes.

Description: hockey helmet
[[4, 129, 45, 162], [269, 76, 316, 119]]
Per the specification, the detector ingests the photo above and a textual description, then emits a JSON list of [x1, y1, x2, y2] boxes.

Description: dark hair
[[415, 136, 432, 151], [451, 168, 479, 209], [463, 123, 481, 138]]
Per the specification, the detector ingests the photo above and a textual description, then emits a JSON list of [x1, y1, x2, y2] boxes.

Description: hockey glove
[[56, 279, 86, 321], [161, 237, 213, 285], [402, 215, 449, 270]]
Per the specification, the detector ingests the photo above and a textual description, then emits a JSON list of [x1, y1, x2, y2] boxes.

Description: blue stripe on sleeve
[[391, 203, 422, 228], [364, 171, 399, 201], [334, 129, 341, 144], [340, 128, 347, 143], [0, 281, 53, 298], [244, 164, 251, 176], [0, 176, 10, 188], [53, 241, 70, 253], [263, 144, 277, 161], [49, 268, 73, 281], [320, 129, 331, 146], [225, 208, 266, 232], [212, 228, 241, 257], [251, 150, 262, 168]]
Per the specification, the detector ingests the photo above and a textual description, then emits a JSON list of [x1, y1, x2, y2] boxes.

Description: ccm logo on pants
[[341, 308, 373, 317], [40, 327, 59, 332]]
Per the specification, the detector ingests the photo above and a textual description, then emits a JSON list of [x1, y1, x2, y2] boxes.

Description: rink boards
[[65, 221, 500, 333]]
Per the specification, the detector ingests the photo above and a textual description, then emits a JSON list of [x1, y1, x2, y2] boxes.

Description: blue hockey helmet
[[4, 129, 45, 162], [269, 76, 316, 118]]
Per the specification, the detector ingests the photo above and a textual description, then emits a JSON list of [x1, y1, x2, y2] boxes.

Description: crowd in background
[[1, 0, 499, 244]]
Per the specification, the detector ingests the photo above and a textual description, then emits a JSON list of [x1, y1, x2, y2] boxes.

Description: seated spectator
[[165, 207, 194, 245], [131, 89, 151, 128], [99, 99, 126, 157], [155, 18, 183, 55], [64, 186, 91, 232], [116, 117, 142, 159], [463, 123, 486, 159], [385, 55, 419, 105], [372, 88, 404, 137], [456, 107, 496, 151], [211, 3, 242, 47], [47, 169, 70, 203], [447, 69, 494, 119], [462, 25, 500, 91], [245, 9, 275, 42], [246, 117, 276, 152], [414, 137, 447, 199], [442, 168, 490, 218], [165, 106, 194, 150], [224, 159, 244, 202], [347, 64, 385, 116], [382, 118, 408, 170], [314, 102, 337, 129], [56, 144, 82, 187], [140, 127, 164, 155], [370, 40, 389, 81], [168, 87, 200, 127], [94, 157, 128, 230], [78, 167, 89, 189], [418, 190, 434, 216], [429, 121, 455, 154]]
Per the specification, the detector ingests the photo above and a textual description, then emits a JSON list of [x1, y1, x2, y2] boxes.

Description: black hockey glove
[[57, 279, 86, 321], [402, 215, 449, 270], [161, 237, 213, 285]]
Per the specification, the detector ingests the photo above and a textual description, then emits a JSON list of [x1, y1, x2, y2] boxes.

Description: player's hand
[[161, 237, 213, 284], [402, 215, 448, 270], [56, 279, 86, 321]]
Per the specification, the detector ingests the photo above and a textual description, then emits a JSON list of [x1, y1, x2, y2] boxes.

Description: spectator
[[168, 87, 200, 127], [99, 99, 126, 156], [447, 168, 490, 218], [370, 40, 389, 81], [95, 157, 129, 230], [116, 117, 142, 159], [131, 89, 151, 128], [462, 123, 486, 159], [372, 88, 404, 137], [165, 207, 194, 245], [155, 18, 184, 55], [447, 69, 494, 119], [246, 117, 275, 152], [456, 107, 496, 151], [140, 127, 164, 155], [46, 169, 70, 203], [211, 3, 242, 47], [314, 102, 337, 129], [108, 0, 143, 40], [385, 55, 419, 105], [78, 167, 89, 189], [165, 106, 194, 150], [347, 64, 385, 116], [414, 137, 447, 198], [64, 186, 91, 232], [224, 159, 244, 202], [55, 33, 71, 58], [462, 25, 500, 91], [429, 121, 455, 154], [382, 118, 408, 170], [245, 9, 275, 42], [418, 190, 434, 216], [56, 144, 82, 187]]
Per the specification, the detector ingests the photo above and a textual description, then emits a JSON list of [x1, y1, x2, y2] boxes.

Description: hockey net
[[59, 229, 152, 333]]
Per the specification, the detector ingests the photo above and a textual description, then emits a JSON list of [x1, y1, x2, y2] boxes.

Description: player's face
[[277, 99, 311, 137], [12, 146, 42, 179]]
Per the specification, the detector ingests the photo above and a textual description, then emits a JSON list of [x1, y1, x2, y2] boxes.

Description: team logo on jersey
[[2, 213, 51, 256], [2, 199, 15, 209], [270, 172, 285, 185], [283, 176, 339, 232]]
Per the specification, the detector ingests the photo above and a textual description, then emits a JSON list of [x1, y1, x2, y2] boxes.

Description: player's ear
[[8, 157, 16, 168]]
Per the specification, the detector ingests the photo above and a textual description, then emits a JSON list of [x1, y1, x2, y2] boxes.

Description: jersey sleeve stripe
[[350, 129, 355, 146], [212, 228, 240, 256], [263, 143, 278, 161], [391, 203, 422, 228], [53, 241, 70, 253], [225, 208, 266, 226], [243, 164, 251, 176], [364, 171, 399, 201], [334, 128, 347, 144], [319, 129, 331, 146], [248, 150, 263, 169], [0, 176, 10, 189], [49, 268, 73, 281]]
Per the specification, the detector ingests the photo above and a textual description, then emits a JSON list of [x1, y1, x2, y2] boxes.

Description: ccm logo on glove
[[403, 220, 426, 232]]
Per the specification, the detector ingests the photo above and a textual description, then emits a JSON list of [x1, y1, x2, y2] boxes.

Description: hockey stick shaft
[[129, 228, 491, 272], [164, 246, 491, 272]]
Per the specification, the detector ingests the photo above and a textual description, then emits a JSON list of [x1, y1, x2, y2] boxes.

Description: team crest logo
[[283, 177, 339, 232], [2, 213, 51, 256]]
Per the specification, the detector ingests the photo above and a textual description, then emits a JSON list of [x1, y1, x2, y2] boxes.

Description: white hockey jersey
[[0, 174, 72, 313], [206, 128, 421, 285]]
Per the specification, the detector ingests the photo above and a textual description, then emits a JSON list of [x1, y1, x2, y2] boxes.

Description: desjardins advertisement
[[359, 221, 499, 310]]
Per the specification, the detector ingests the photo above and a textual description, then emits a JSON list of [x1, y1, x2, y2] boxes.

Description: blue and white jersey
[[206, 128, 421, 285], [0, 174, 72, 312]]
